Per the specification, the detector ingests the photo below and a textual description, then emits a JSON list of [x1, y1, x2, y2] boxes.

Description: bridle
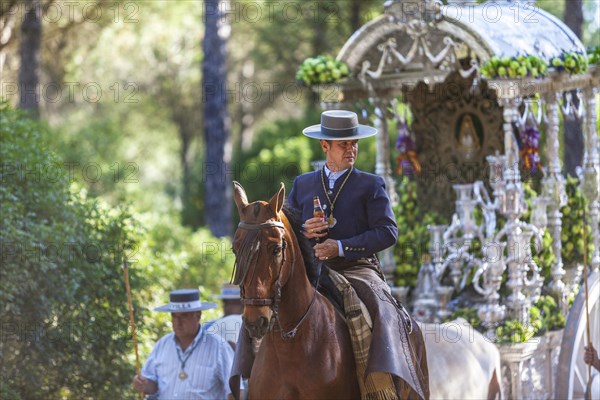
[[236, 219, 319, 339]]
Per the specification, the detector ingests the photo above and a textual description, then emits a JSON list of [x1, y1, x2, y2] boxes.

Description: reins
[[236, 218, 319, 339]]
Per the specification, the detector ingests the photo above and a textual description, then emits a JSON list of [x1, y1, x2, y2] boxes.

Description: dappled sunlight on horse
[[231, 181, 360, 399]]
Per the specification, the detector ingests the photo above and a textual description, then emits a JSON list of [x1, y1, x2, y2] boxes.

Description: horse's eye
[[273, 245, 283, 256]]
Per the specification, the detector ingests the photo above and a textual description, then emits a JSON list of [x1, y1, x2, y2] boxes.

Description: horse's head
[[232, 181, 291, 339]]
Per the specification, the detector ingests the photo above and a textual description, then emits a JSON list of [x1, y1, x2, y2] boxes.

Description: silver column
[[373, 103, 398, 282], [542, 92, 568, 308], [582, 87, 600, 273]]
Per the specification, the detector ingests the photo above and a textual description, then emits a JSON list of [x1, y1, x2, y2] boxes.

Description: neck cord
[[176, 328, 203, 375], [320, 167, 353, 226]]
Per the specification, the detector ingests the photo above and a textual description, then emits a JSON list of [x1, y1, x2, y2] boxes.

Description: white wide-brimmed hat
[[302, 110, 377, 140], [154, 288, 217, 312], [211, 283, 241, 300]]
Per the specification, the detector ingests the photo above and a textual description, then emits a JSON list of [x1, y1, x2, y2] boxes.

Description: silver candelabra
[[414, 154, 547, 335]]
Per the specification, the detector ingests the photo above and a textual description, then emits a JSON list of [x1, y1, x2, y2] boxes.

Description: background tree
[[0, 104, 139, 398], [18, 0, 41, 117], [202, 0, 232, 237], [0, 0, 20, 67], [562, 0, 584, 176]]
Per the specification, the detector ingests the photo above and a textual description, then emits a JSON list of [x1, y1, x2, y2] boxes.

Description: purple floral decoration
[[519, 122, 542, 172], [395, 122, 420, 177]]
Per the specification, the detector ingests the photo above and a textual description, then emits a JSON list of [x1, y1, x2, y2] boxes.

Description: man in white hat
[[132, 288, 234, 399], [206, 283, 244, 348], [213, 283, 243, 318]]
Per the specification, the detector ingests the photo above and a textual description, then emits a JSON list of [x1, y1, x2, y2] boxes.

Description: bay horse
[[232, 181, 360, 399], [231, 182, 502, 400]]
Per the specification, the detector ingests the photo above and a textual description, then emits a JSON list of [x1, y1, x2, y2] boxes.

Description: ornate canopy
[[332, 0, 591, 100], [325, 0, 598, 214]]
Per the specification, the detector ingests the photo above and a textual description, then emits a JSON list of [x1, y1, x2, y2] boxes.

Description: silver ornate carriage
[[315, 1, 600, 398]]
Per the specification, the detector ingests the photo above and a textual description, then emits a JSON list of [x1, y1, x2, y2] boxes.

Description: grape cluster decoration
[[549, 51, 588, 75], [296, 55, 350, 86], [588, 46, 600, 66], [480, 55, 548, 79]]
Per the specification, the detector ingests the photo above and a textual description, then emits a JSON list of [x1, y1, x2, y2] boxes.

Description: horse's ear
[[269, 182, 285, 216], [233, 181, 249, 213]]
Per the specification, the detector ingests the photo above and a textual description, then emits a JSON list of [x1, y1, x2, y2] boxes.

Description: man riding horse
[[231, 110, 429, 399]]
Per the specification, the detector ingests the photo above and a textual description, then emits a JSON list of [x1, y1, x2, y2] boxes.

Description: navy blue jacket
[[287, 168, 398, 261]]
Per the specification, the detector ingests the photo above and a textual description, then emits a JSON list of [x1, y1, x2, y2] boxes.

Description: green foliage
[[533, 229, 556, 282], [132, 211, 235, 349], [589, 46, 600, 65], [0, 383, 21, 400], [296, 55, 350, 86], [495, 320, 538, 343], [233, 113, 318, 202], [480, 55, 548, 79], [560, 176, 595, 267], [448, 307, 482, 330], [494, 295, 565, 343], [54, 0, 202, 228], [393, 177, 444, 287], [521, 183, 556, 281], [0, 105, 140, 398], [532, 295, 566, 333], [0, 104, 234, 398], [549, 51, 589, 75], [448, 297, 564, 343]]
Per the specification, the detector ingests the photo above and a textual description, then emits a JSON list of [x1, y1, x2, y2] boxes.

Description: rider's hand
[[313, 239, 338, 260], [303, 217, 328, 241]]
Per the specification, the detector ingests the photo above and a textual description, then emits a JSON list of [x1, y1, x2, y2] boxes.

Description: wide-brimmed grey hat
[[211, 283, 241, 300], [154, 288, 217, 312], [303, 110, 377, 140]]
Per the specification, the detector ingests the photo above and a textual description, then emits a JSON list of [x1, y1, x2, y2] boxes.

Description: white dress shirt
[[323, 165, 348, 191], [142, 325, 234, 400], [323, 165, 348, 257]]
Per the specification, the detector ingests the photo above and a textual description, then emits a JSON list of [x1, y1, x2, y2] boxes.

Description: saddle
[[308, 258, 429, 400]]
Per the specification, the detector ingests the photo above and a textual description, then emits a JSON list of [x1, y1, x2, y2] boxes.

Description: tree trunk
[[202, 0, 232, 237], [350, 0, 362, 32], [312, 2, 328, 55], [564, 0, 583, 38], [173, 108, 197, 228], [562, 0, 584, 176], [19, 0, 41, 118], [239, 59, 255, 152]]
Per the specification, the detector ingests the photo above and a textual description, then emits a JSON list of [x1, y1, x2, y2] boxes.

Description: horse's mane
[[282, 205, 319, 286]]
